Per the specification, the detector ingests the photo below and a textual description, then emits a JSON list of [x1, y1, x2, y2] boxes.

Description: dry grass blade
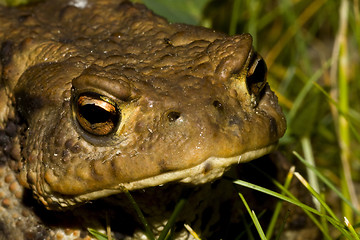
[[330, 0, 359, 221], [184, 224, 201, 240]]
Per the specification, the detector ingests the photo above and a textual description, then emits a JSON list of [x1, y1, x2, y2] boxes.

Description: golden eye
[[74, 93, 120, 136]]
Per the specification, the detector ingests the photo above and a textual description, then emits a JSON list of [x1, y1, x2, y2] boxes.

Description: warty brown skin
[[0, 0, 286, 238]]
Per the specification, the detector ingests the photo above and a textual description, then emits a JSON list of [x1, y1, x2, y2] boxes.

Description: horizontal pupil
[[75, 93, 121, 136], [79, 104, 116, 125]]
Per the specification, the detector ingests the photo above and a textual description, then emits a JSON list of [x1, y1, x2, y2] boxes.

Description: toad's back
[[0, 0, 286, 239]]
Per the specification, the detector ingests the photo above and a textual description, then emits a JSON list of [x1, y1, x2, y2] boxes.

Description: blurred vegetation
[[2, 0, 360, 239]]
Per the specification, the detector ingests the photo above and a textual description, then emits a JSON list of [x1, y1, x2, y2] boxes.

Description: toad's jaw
[[47, 143, 277, 209]]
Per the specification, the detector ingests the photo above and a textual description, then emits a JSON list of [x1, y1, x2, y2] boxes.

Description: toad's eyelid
[[71, 69, 132, 101]]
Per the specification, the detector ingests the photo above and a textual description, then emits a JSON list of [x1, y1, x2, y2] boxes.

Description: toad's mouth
[[57, 143, 278, 208]]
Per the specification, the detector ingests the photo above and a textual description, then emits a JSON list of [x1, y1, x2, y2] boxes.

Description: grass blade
[[239, 193, 267, 240], [344, 217, 360, 240], [184, 224, 201, 240], [88, 228, 111, 240], [294, 172, 338, 220], [265, 166, 294, 239], [243, 164, 334, 239], [157, 198, 187, 240], [300, 137, 320, 210], [234, 179, 343, 239], [125, 190, 156, 240], [293, 151, 360, 216]]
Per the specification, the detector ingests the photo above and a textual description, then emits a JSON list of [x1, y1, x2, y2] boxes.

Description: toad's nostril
[[167, 111, 181, 122], [212, 100, 223, 110]]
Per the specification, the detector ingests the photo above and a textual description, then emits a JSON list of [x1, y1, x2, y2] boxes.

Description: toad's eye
[[74, 93, 120, 136], [246, 54, 267, 97]]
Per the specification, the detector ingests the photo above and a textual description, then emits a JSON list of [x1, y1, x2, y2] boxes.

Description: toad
[[0, 0, 286, 239]]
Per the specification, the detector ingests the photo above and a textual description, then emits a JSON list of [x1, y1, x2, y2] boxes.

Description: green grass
[[89, 191, 188, 240]]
